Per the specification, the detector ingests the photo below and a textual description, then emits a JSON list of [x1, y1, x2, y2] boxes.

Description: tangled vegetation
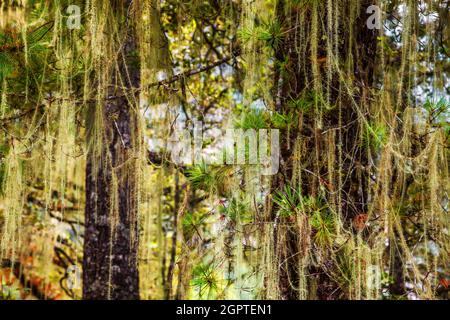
[[0, 0, 448, 300]]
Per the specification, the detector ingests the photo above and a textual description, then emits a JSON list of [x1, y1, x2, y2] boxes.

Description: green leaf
[[362, 122, 387, 152], [26, 21, 54, 45], [0, 52, 16, 79], [235, 109, 268, 130], [310, 210, 335, 246]]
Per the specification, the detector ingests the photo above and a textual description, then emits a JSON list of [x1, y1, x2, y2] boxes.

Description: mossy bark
[[271, 0, 377, 300], [83, 0, 140, 300]]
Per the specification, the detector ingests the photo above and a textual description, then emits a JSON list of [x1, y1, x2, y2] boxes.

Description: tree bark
[[83, 0, 140, 300], [271, 0, 377, 299]]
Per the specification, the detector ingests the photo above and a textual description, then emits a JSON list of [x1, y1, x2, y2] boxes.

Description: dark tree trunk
[[270, 0, 303, 300], [271, 0, 377, 299], [389, 237, 406, 297], [83, 0, 140, 300]]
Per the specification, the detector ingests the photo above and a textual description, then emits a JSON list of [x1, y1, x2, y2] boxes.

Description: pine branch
[[143, 47, 241, 90], [0, 105, 44, 123], [0, 21, 54, 52]]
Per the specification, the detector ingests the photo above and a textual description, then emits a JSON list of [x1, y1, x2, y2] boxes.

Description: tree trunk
[[271, 0, 377, 299], [83, 0, 140, 300]]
